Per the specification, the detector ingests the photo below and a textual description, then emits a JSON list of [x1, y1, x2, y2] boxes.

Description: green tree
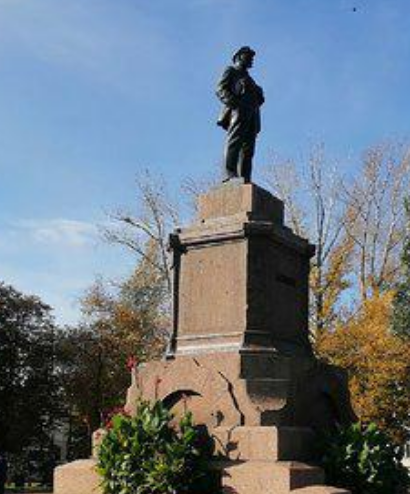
[[0, 282, 60, 482], [58, 242, 168, 459]]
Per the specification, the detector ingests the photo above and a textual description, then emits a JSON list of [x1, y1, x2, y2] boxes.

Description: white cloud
[[14, 218, 98, 247], [0, 216, 135, 325]]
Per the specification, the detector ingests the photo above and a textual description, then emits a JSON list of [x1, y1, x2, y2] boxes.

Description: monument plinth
[[170, 182, 314, 357], [123, 183, 354, 494], [55, 183, 354, 494]]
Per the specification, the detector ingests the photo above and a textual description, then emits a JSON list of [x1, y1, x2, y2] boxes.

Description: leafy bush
[[320, 422, 409, 494], [97, 400, 213, 494]]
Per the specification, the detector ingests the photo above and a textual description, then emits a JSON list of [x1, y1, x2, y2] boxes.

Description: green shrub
[[320, 422, 409, 494], [97, 400, 213, 494]]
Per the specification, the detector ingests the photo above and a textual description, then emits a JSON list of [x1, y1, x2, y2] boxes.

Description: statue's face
[[237, 51, 254, 69]]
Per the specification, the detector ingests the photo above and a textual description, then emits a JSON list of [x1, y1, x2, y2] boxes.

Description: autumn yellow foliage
[[316, 291, 410, 442]]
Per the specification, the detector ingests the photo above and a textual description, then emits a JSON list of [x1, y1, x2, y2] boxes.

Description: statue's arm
[[256, 84, 265, 106], [216, 67, 238, 108]]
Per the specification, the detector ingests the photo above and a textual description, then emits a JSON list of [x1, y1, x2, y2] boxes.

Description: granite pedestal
[[55, 182, 354, 494]]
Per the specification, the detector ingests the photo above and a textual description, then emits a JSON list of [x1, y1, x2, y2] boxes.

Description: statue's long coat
[[216, 65, 264, 133]]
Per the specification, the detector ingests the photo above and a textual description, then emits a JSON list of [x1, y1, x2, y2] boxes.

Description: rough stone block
[[173, 183, 314, 356], [198, 182, 284, 223], [213, 426, 317, 462], [91, 428, 106, 459], [177, 239, 247, 352], [292, 487, 351, 494], [54, 459, 101, 494], [127, 352, 355, 432], [220, 460, 325, 494]]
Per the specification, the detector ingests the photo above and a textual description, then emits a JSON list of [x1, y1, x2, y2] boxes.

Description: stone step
[[54, 457, 332, 494], [292, 486, 351, 494], [220, 460, 325, 493], [212, 426, 318, 462]]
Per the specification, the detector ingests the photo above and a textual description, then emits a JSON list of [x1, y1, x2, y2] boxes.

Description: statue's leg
[[224, 119, 243, 180], [240, 133, 256, 183]]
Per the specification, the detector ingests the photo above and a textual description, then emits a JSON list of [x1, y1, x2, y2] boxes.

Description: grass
[[6, 484, 52, 493]]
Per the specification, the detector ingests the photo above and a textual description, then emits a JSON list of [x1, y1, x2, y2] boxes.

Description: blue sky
[[1, 0, 410, 325]]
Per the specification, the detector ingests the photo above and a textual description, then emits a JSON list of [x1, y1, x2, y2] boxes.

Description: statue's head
[[232, 46, 255, 69]]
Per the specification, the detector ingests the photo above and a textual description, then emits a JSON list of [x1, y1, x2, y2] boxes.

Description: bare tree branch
[[101, 170, 180, 300]]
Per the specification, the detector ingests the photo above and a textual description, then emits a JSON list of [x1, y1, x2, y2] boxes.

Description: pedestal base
[[54, 430, 351, 494], [53, 183, 354, 494], [125, 352, 355, 431]]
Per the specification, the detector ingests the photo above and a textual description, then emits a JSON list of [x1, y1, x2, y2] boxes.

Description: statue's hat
[[232, 46, 255, 63]]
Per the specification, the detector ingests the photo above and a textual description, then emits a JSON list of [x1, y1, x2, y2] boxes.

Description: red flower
[[126, 355, 138, 371], [102, 406, 131, 429]]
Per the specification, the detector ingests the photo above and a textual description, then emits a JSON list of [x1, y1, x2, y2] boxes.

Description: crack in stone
[[218, 371, 245, 426]]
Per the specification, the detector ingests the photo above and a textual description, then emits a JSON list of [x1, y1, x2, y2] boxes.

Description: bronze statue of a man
[[216, 46, 264, 183]]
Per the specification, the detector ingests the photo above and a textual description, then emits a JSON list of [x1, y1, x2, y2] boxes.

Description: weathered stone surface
[[54, 183, 354, 494], [212, 426, 317, 462], [126, 352, 288, 428], [220, 461, 325, 493], [126, 352, 355, 432], [177, 239, 247, 353], [54, 459, 101, 494], [91, 429, 106, 459], [198, 182, 284, 223], [171, 183, 315, 357], [292, 487, 351, 494], [126, 353, 247, 427]]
